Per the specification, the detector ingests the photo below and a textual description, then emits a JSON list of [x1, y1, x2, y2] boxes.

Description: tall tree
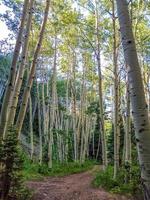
[[16, 0, 50, 137], [95, 0, 107, 169], [116, 0, 150, 199], [112, 0, 120, 179], [0, 0, 29, 140], [6, 0, 34, 129]]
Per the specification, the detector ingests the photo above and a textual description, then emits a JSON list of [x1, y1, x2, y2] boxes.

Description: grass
[[22, 157, 96, 181], [92, 165, 141, 196]]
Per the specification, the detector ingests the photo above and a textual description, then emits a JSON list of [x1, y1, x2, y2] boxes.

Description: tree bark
[[0, 0, 29, 140], [80, 54, 87, 163], [48, 35, 57, 168], [42, 80, 46, 141], [95, 0, 107, 169], [112, 0, 120, 179], [116, 0, 150, 199], [65, 71, 70, 162], [125, 83, 131, 165], [29, 95, 34, 160], [6, 0, 34, 130], [71, 54, 78, 162], [16, 0, 50, 137], [37, 82, 43, 165]]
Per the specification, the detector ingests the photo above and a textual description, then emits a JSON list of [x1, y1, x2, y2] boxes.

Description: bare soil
[[27, 168, 134, 200]]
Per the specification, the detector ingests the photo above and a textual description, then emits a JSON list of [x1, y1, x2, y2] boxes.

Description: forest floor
[[27, 166, 134, 200]]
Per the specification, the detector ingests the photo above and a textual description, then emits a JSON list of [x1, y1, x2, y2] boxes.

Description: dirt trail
[[28, 168, 133, 200]]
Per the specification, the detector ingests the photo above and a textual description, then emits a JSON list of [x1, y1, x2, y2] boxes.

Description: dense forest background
[[0, 0, 150, 200]]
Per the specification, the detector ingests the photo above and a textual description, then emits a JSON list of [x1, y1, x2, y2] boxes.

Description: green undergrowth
[[22, 157, 96, 181], [92, 165, 141, 196]]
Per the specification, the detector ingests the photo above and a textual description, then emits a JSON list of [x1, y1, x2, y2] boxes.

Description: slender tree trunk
[[0, 0, 29, 140], [42, 80, 46, 141], [16, 0, 50, 137], [45, 81, 50, 143], [95, 0, 107, 169], [32, 99, 37, 122], [112, 0, 120, 179], [65, 71, 69, 162], [125, 83, 131, 165], [29, 95, 34, 160], [124, 82, 132, 182], [92, 116, 97, 159], [121, 96, 126, 165], [83, 116, 91, 162], [48, 35, 57, 168], [80, 54, 87, 164], [92, 124, 95, 158], [71, 54, 78, 162], [96, 120, 101, 160], [116, 0, 150, 198], [6, 0, 34, 131], [37, 82, 42, 165]]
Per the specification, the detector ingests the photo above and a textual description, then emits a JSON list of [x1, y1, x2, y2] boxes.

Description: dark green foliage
[[51, 128, 74, 162], [0, 54, 11, 78], [42, 143, 49, 164], [87, 101, 103, 161], [0, 127, 32, 200], [0, 54, 12, 108], [86, 101, 99, 115], [107, 116, 125, 165], [38, 160, 95, 177], [92, 166, 118, 190], [92, 165, 141, 195], [57, 79, 67, 98]]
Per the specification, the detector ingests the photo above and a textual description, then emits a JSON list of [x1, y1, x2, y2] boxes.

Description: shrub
[[0, 127, 32, 200], [92, 165, 141, 195]]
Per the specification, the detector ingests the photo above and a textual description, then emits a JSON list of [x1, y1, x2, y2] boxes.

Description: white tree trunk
[[95, 0, 107, 169], [6, 0, 34, 129], [29, 95, 34, 160], [42, 81, 46, 141], [125, 83, 131, 165], [116, 0, 150, 198], [37, 82, 42, 165], [112, 0, 120, 179], [0, 0, 29, 139], [16, 0, 50, 137], [48, 35, 57, 168]]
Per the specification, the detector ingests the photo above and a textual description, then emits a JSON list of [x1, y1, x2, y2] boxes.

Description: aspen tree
[[37, 82, 43, 165], [64, 71, 70, 162], [6, 0, 34, 129], [95, 0, 107, 169], [80, 54, 86, 163], [16, 0, 50, 137], [112, 0, 120, 179], [48, 35, 57, 168], [42, 78, 46, 141], [116, 0, 150, 198], [71, 54, 78, 162], [29, 95, 34, 160], [45, 81, 50, 143], [125, 83, 131, 166], [82, 116, 91, 162], [0, 0, 29, 140]]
